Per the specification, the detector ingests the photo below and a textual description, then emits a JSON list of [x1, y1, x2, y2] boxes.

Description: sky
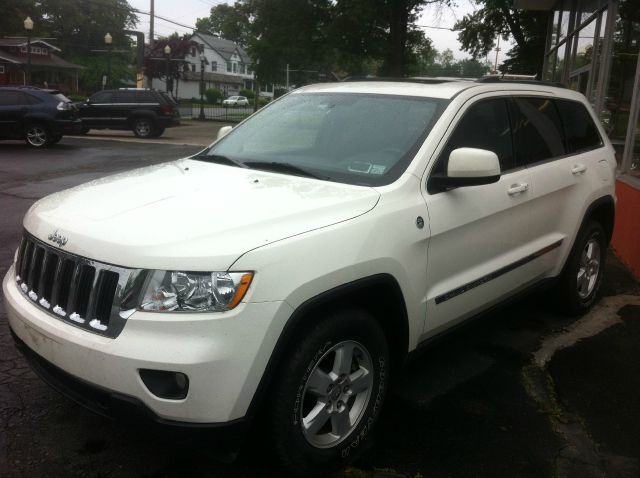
[[127, 0, 512, 63]]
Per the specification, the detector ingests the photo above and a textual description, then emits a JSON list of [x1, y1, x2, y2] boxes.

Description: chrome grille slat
[[12, 232, 137, 338]]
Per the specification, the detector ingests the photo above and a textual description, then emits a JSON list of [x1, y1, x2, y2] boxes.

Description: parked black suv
[[0, 86, 82, 147], [78, 89, 180, 138]]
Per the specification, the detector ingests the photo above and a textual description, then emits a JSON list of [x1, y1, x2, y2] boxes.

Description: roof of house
[[192, 33, 251, 64], [0, 49, 82, 70], [182, 70, 244, 85], [0, 38, 61, 52]]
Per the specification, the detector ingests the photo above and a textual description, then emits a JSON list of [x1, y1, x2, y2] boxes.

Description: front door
[[422, 95, 537, 335]]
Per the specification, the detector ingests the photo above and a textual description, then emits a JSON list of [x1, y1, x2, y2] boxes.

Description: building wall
[[612, 179, 640, 279]]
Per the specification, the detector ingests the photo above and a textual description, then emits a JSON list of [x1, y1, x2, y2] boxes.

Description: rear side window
[[114, 91, 135, 103], [22, 93, 42, 104], [511, 97, 565, 165], [555, 99, 602, 153], [137, 91, 159, 103], [90, 92, 113, 103], [434, 98, 514, 175]]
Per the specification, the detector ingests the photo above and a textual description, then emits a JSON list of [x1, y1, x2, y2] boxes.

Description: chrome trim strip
[[435, 240, 564, 305]]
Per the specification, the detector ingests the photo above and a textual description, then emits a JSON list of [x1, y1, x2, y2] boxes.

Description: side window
[[511, 97, 565, 165], [90, 92, 113, 103], [135, 92, 156, 103], [555, 99, 602, 153], [434, 98, 514, 175], [0, 91, 21, 105], [114, 91, 135, 103], [21, 93, 41, 105]]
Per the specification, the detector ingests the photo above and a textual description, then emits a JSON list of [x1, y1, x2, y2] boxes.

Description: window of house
[[227, 62, 232, 72], [0, 66, 5, 74], [510, 97, 565, 165], [211, 61, 217, 72], [433, 98, 514, 176], [232, 63, 237, 73], [191, 64, 196, 72], [191, 47, 196, 57], [555, 99, 602, 153], [20, 47, 27, 53]]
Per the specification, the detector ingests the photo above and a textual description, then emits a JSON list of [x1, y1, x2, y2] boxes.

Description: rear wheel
[[269, 309, 389, 477], [48, 134, 63, 145], [24, 123, 50, 148], [132, 118, 154, 138], [557, 220, 606, 315]]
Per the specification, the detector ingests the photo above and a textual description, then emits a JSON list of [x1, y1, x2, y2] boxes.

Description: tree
[[195, 3, 252, 46], [454, 0, 547, 76]]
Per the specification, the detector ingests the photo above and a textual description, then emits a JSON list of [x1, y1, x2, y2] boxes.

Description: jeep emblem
[[48, 230, 68, 247]]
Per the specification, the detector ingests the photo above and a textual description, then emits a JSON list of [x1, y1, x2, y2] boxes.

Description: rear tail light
[[160, 105, 173, 115]]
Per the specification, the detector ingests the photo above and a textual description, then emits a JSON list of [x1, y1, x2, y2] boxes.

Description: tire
[[48, 134, 63, 145], [557, 220, 606, 315], [132, 118, 154, 138], [24, 123, 51, 148], [269, 309, 389, 477], [80, 127, 90, 135], [150, 127, 165, 138]]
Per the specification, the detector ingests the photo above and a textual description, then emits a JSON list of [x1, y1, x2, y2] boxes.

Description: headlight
[[139, 271, 253, 312]]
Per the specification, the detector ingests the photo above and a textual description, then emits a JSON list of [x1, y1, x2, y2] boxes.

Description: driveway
[[0, 137, 638, 478]]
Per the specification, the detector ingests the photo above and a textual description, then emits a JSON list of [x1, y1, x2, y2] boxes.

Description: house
[[152, 33, 256, 99], [0, 38, 82, 92]]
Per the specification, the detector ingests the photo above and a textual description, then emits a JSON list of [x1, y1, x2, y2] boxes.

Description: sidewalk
[[68, 119, 233, 147]]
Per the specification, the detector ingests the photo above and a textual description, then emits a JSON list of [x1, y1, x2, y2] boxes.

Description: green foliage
[[258, 97, 271, 106], [205, 88, 224, 104], [239, 88, 255, 99], [196, 3, 252, 47], [454, 0, 547, 75]]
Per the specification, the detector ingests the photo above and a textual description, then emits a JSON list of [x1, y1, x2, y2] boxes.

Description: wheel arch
[[245, 273, 409, 418], [582, 195, 615, 245]]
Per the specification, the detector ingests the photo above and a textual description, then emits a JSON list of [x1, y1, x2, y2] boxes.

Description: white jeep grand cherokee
[[3, 79, 616, 476]]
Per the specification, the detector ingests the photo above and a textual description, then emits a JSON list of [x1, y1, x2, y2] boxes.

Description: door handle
[[571, 164, 587, 175], [507, 183, 529, 195]]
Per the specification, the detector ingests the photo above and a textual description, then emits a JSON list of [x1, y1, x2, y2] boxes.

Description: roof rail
[[475, 75, 566, 88], [342, 76, 465, 84]]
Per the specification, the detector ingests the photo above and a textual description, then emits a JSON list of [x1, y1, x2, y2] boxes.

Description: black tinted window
[[511, 97, 565, 165], [0, 91, 26, 105], [435, 98, 514, 174], [22, 93, 42, 104], [136, 91, 157, 103], [556, 99, 602, 153], [114, 91, 135, 102], [90, 92, 113, 103]]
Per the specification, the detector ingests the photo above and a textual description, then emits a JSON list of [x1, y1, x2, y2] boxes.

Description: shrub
[[239, 88, 255, 99], [205, 88, 223, 104], [259, 97, 271, 106]]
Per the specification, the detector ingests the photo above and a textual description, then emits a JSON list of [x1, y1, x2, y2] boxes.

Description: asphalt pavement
[[0, 134, 639, 478]]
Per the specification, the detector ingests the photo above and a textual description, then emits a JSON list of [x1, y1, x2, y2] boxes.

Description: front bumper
[[3, 265, 292, 424], [53, 118, 83, 135]]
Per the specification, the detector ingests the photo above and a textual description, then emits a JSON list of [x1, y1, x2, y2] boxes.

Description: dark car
[[78, 88, 180, 138], [0, 86, 82, 148]]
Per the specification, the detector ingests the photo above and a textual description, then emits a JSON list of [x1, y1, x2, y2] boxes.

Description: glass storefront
[[544, 0, 640, 177]]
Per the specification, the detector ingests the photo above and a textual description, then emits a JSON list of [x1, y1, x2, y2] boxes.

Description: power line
[[415, 24, 456, 31]]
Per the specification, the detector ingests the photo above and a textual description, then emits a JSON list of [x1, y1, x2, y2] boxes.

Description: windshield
[[196, 92, 446, 186]]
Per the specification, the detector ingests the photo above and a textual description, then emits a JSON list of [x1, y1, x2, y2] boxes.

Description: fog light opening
[[139, 369, 189, 400]]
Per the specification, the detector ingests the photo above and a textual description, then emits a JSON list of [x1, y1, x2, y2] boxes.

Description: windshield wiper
[[244, 161, 324, 179], [190, 153, 247, 168]]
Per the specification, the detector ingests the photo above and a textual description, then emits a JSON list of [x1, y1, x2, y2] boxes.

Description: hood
[[24, 159, 380, 270]]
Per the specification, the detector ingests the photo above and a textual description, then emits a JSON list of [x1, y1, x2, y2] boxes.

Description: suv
[[3, 80, 616, 476], [78, 88, 180, 138], [0, 86, 82, 147], [222, 95, 250, 106]]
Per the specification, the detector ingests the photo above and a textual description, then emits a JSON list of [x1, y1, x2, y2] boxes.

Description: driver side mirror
[[429, 148, 501, 193], [217, 125, 232, 140]]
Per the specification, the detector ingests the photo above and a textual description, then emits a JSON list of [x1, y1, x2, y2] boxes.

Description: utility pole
[[286, 63, 289, 91], [149, 0, 155, 49], [494, 36, 501, 73]]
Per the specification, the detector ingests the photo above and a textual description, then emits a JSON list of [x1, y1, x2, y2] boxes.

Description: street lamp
[[164, 44, 171, 93], [104, 33, 113, 89], [199, 51, 206, 121], [23, 16, 33, 85]]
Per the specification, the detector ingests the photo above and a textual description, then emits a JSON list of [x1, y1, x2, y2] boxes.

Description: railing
[[178, 103, 257, 122]]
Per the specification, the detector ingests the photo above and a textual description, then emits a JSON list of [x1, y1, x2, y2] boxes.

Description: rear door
[[423, 95, 537, 334], [0, 91, 36, 138], [517, 96, 607, 277], [81, 91, 114, 127]]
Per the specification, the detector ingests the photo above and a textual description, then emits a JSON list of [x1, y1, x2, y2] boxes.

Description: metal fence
[[178, 103, 256, 123]]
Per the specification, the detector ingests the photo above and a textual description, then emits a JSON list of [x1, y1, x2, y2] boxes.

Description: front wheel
[[557, 221, 606, 315], [132, 118, 154, 138], [24, 123, 50, 148], [269, 309, 389, 477]]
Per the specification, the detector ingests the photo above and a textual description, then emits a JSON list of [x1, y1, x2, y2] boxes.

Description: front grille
[[13, 233, 140, 338]]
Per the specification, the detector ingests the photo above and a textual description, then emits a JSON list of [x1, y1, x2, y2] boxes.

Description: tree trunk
[[387, 1, 410, 76]]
